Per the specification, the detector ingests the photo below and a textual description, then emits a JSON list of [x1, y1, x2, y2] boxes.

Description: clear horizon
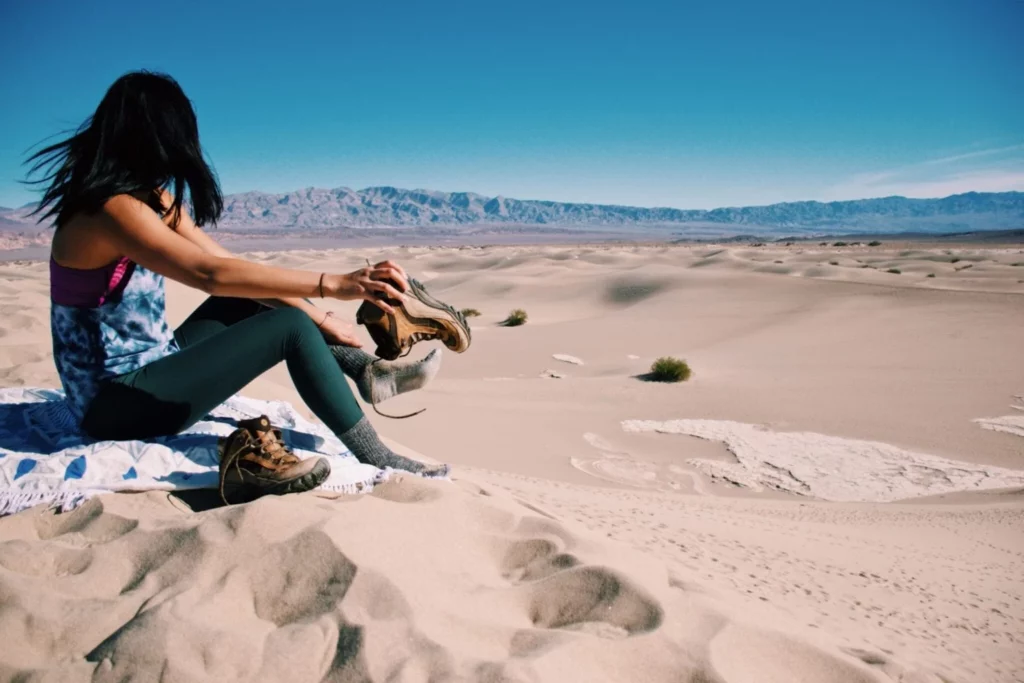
[[2, 0, 1022, 210]]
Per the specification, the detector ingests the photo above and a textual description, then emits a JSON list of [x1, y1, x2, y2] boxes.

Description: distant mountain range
[[2, 188, 1022, 237]]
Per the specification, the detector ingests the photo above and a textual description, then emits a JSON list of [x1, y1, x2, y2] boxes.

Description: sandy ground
[[1, 242, 1023, 682]]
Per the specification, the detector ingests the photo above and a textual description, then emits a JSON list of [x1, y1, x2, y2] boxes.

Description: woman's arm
[[158, 191, 330, 320], [161, 194, 372, 345], [99, 194, 407, 311]]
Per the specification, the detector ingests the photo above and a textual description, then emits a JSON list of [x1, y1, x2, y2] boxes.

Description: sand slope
[[2, 242, 1023, 682], [0, 477, 950, 683]]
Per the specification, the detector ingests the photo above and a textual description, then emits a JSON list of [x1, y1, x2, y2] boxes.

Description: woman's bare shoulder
[[53, 195, 147, 267]]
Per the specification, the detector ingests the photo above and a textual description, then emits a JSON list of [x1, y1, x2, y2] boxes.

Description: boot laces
[[218, 424, 298, 506]]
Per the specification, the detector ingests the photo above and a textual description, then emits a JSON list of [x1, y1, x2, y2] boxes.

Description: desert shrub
[[1012, 262, 1024, 267], [887, 268, 901, 274], [503, 309, 528, 326], [649, 357, 692, 382], [829, 261, 839, 266], [951, 258, 961, 263], [955, 264, 973, 271], [833, 241, 848, 247], [868, 240, 882, 247], [460, 308, 481, 318], [927, 273, 936, 278]]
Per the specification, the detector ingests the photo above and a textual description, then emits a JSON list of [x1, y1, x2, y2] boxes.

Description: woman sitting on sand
[[26, 70, 463, 497]]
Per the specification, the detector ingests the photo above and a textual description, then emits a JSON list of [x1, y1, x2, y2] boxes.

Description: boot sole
[[357, 278, 471, 359], [221, 457, 331, 504], [403, 278, 472, 352]]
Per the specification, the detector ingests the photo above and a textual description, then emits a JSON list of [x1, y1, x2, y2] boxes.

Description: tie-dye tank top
[[50, 256, 179, 422]]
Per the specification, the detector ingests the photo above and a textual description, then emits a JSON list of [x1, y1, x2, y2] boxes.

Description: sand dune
[[0, 478, 948, 683], [1, 242, 1022, 681]]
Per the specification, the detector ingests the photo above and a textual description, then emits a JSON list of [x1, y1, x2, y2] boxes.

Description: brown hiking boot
[[218, 415, 330, 505], [356, 276, 471, 361]]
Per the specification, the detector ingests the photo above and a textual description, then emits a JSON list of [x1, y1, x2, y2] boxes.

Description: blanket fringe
[[319, 471, 388, 495], [0, 479, 380, 516], [0, 471, 412, 516], [0, 489, 91, 516]]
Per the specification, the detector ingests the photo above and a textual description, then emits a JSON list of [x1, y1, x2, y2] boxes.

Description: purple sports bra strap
[[50, 256, 135, 307]]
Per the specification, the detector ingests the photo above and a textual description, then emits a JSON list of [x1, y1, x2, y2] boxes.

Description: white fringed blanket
[[0, 388, 387, 516]]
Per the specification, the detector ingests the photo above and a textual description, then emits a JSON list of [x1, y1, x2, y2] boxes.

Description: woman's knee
[[266, 306, 312, 326], [266, 307, 321, 346]]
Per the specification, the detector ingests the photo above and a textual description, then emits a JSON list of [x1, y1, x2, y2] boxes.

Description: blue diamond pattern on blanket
[[64, 455, 87, 480], [14, 458, 37, 480], [1, 388, 391, 517]]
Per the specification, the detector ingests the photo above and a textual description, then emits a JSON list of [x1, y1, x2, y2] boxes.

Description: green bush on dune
[[868, 241, 882, 247], [927, 273, 936, 278], [649, 357, 692, 383], [502, 309, 528, 326], [887, 268, 902, 274], [460, 308, 481, 318]]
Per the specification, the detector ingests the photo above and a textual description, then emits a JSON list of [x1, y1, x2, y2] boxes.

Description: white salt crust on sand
[[973, 395, 1024, 437], [621, 419, 1024, 502]]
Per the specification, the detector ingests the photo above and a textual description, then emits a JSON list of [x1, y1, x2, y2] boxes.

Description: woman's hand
[[316, 312, 363, 347], [330, 260, 410, 314]]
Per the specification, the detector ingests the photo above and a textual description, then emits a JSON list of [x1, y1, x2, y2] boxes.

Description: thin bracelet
[[318, 272, 326, 298], [316, 310, 333, 328]]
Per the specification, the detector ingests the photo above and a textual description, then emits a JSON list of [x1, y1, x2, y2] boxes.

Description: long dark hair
[[25, 70, 222, 229]]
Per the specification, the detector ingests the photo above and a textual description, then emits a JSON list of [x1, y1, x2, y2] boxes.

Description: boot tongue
[[238, 416, 288, 458], [237, 415, 272, 437], [253, 416, 272, 439]]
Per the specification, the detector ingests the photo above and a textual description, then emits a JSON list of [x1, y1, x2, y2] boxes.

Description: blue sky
[[1, 0, 1022, 210]]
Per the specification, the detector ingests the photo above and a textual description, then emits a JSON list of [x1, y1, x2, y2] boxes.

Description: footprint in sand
[[498, 524, 664, 638], [527, 566, 664, 636], [501, 538, 580, 582], [34, 497, 139, 543], [249, 529, 357, 625]]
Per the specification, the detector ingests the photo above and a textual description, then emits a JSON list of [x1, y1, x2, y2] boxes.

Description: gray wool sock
[[329, 345, 375, 381], [331, 346, 442, 405], [340, 417, 449, 477]]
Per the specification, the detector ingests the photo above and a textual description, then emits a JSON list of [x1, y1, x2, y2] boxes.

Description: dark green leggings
[[81, 297, 364, 441]]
